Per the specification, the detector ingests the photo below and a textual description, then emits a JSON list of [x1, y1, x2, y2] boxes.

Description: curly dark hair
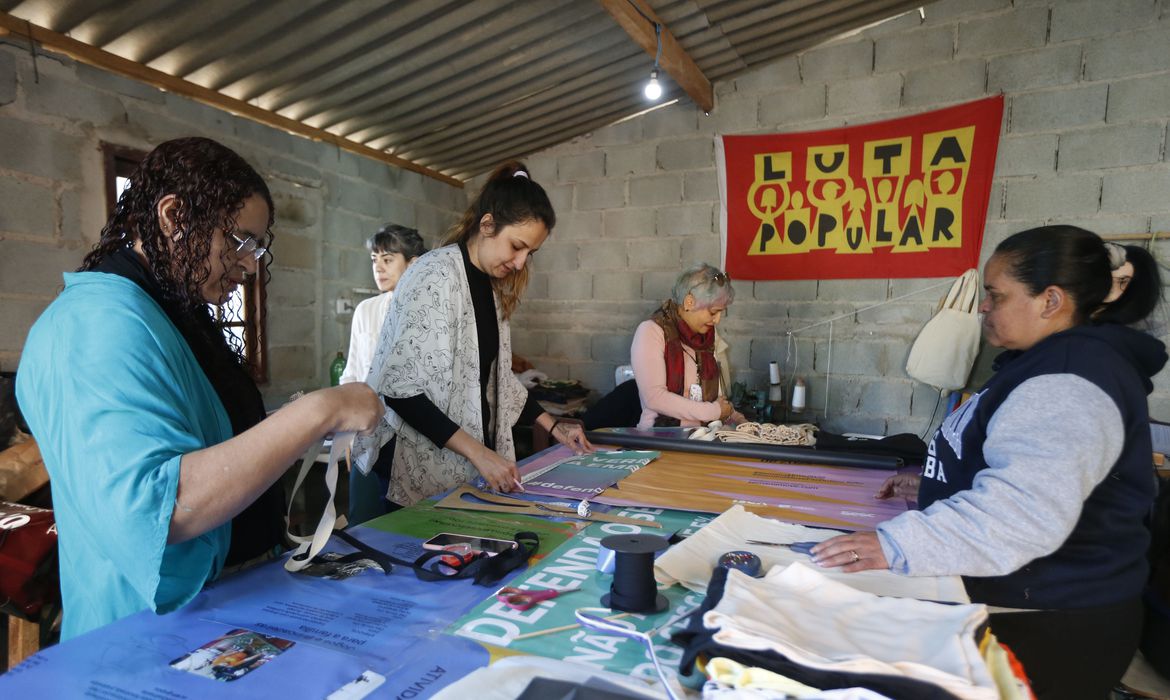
[[80, 137, 274, 357]]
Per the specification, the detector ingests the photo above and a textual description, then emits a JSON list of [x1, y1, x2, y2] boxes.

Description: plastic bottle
[[329, 351, 346, 386]]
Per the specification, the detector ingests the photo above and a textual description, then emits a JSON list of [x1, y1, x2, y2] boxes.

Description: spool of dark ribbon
[[600, 533, 669, 613]]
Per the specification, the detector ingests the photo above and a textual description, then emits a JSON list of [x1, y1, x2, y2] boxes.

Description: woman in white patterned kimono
[[355, 162, 593, 507]]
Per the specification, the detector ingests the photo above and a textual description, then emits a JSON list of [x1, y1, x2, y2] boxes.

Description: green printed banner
[[364, 498, 580, 558], [448, 506, 714, 683]]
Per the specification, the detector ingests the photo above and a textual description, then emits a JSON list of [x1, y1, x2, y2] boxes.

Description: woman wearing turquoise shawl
[[16, 138, 383, 639]]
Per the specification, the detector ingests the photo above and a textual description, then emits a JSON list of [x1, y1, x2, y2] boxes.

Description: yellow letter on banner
[[922, 127, 974, 249], [747, 152, 791, 255], [805, 145, 853, 253], [863, 137, 911, 251]]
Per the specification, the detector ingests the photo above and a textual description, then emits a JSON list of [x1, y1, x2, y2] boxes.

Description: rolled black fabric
[[600, 534, 669, 613], [585, 431, 903, 470]]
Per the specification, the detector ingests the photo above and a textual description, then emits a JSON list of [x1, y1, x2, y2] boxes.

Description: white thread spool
[[791, 377, 807, 412], [768, 361, 780, 384]]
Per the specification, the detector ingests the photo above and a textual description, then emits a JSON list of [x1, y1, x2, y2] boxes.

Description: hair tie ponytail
[[1104, 242, 1127, 270], [439, 159, 555, 320]]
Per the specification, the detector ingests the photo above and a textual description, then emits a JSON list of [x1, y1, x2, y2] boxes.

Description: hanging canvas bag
[[905, 269, 982, 391]]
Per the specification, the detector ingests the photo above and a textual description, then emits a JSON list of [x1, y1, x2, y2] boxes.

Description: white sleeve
[[338, 299, 370, 385], [878, 374, 1124, 577]]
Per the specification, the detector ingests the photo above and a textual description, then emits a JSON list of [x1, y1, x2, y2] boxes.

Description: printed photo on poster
[[169, 627, 295, 682]]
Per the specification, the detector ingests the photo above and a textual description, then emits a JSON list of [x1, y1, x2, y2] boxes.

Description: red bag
[[0, 501, 58, 620]]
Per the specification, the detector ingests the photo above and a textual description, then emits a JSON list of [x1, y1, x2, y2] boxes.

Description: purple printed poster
[[517, 447, 658, 499]]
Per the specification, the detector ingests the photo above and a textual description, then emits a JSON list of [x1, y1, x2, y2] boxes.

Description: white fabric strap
[[284, 432, 355, 573], [943, 268, 979, 314]]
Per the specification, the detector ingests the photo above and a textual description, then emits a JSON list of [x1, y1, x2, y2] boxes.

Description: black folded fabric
[[670, 567, 962, 700], [530, 380, 590, 404], [582, 380, 642, 430], [814, 431, 928, 463], [319, 530, 538, 586]]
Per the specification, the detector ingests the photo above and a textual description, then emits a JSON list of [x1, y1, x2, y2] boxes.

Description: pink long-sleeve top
[[631, 320, 722, 429]]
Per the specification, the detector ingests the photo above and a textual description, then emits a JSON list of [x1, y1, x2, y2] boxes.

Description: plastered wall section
[[0, 41, 462, 405], [507, 0, 1170, 435]]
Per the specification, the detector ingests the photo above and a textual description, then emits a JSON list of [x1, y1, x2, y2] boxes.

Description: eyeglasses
[[229, 231, 270, 260], [690, 269, 730, 295]]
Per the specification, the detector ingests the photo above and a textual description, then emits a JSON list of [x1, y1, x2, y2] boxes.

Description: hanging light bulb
[[644, 69, 662, 100], [643, 21, 664, 101]]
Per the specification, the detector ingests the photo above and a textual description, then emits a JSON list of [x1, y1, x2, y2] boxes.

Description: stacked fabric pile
[[654, 506, 1031, 699], [529, 378, 590, 416], [674, 564, 1031, 700]]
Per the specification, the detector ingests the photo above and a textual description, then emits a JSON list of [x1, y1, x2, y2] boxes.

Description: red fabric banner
[[717, 96, 1004, 280]]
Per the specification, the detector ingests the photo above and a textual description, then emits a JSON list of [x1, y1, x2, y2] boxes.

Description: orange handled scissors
[[495, 586, 579, 611]]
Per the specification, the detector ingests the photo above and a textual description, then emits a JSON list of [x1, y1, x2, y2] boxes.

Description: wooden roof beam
[[597, 0, 714, 113], [0, 12, 463, 187]]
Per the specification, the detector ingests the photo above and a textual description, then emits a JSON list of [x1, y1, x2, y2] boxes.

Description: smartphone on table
[[421, 533, 518, 558]]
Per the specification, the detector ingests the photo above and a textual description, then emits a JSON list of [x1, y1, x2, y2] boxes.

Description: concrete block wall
[[509, 0, 1170, 433], [0, 42, 462, 405]]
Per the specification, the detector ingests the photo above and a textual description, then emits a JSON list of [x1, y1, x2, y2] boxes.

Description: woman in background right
[[630, 263, 742, 429], [814, 225, 1165, 700]]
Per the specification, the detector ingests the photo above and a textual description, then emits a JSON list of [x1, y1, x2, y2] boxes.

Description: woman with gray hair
[[630, 263, 741, 429]]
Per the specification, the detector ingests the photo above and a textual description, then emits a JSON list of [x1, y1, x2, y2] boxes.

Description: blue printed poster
[[1, 527, 494, 698]]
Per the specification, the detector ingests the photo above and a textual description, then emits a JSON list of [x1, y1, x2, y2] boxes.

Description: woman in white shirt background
[[341, 224, 426, 522], [340, 225, 427, 386]]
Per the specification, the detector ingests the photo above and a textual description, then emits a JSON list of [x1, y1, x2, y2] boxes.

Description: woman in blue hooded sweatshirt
[[814, 226, 1165, 700]]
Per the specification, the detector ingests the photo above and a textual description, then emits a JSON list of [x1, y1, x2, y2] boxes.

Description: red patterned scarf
[[651, 301, 720, 402]]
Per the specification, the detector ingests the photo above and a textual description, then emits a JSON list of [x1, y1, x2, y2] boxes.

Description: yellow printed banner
[[717, 96, 1003, 280]]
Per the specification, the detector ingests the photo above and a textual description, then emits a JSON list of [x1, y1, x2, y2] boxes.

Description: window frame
[[101, 143, 269, 384]]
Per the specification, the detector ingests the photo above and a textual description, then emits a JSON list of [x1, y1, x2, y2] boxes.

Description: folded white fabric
[[654, 505, 968, 603], [706, 564, 998, 700], [702, 657, 895, 699], [702, 680, 894, 700]]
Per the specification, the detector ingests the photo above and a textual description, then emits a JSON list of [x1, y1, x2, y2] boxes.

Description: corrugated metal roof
[[1, 0, 928, 181]]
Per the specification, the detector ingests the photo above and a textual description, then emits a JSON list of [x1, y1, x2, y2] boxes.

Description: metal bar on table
[[584, 431, 902, 470]]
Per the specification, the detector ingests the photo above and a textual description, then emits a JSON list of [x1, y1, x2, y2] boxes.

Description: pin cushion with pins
[[717, 550, 762, 578]]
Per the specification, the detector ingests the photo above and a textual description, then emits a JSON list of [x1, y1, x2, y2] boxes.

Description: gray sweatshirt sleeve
[[877, 374, 1124, 577]]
